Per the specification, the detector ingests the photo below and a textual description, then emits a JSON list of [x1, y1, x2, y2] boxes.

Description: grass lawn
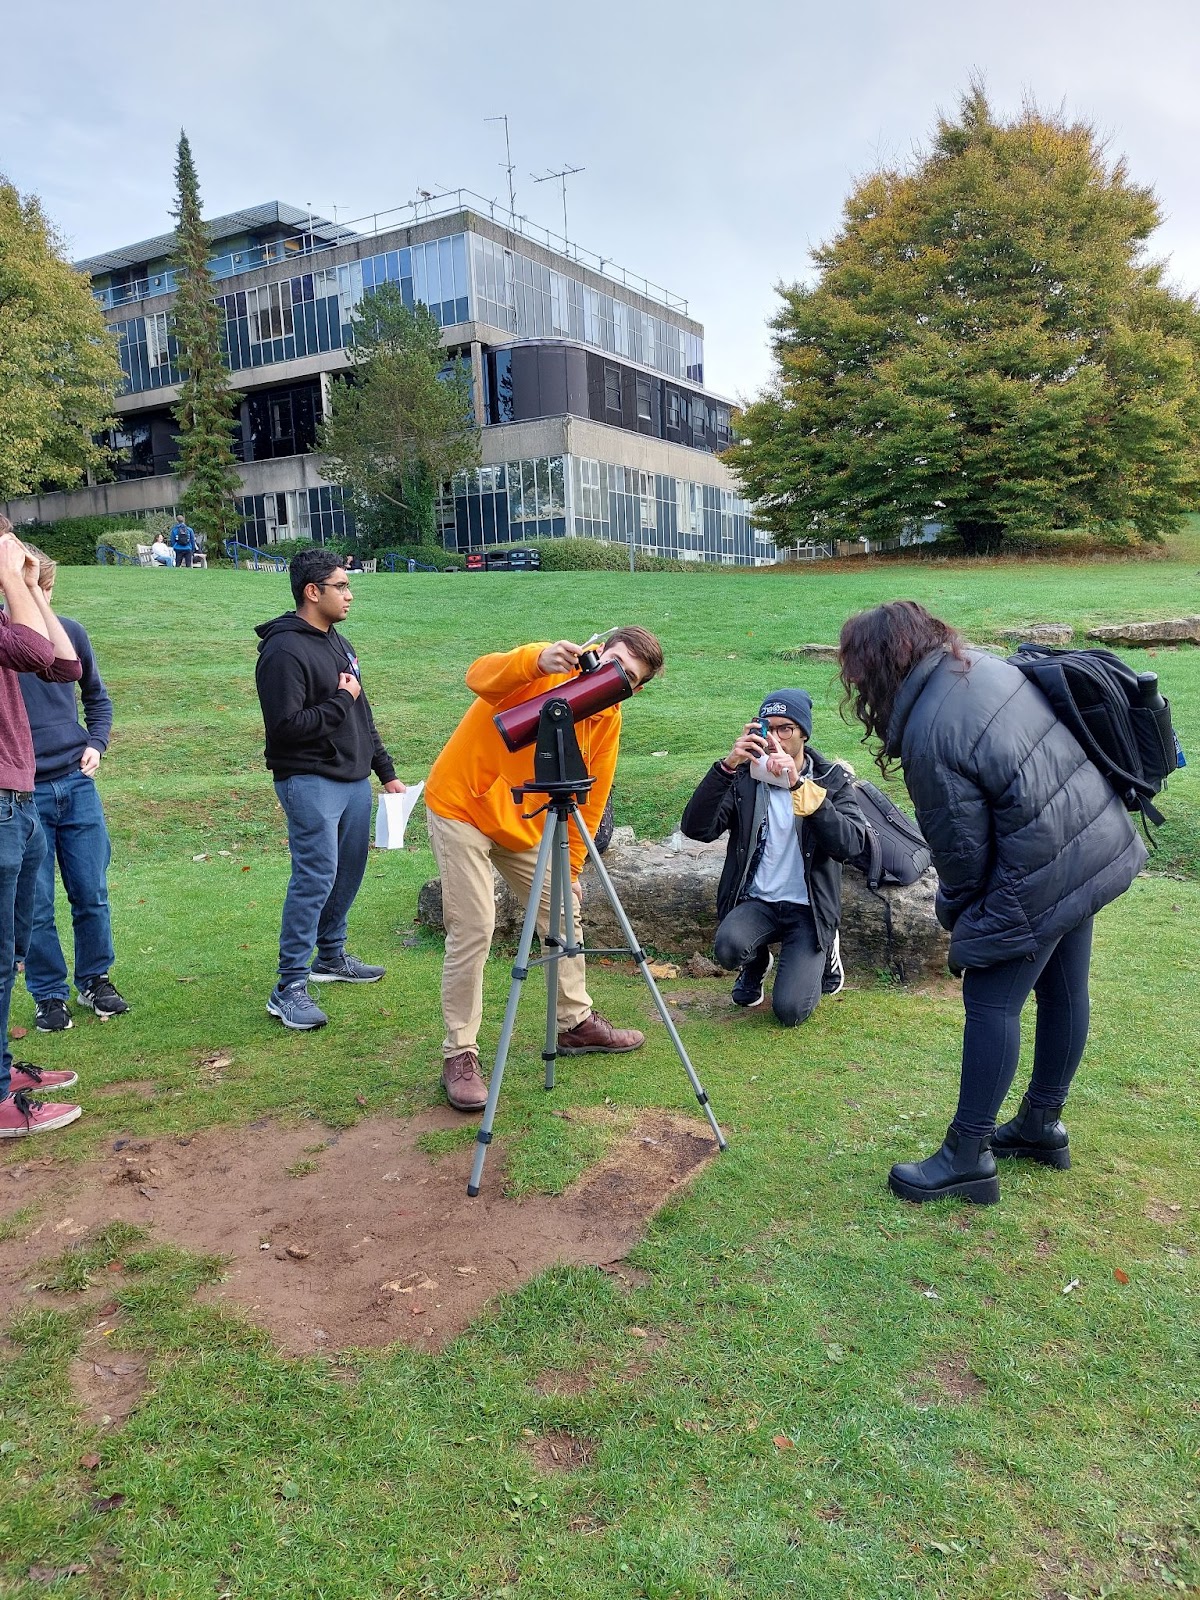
[[1, 541, 1198, 1598]]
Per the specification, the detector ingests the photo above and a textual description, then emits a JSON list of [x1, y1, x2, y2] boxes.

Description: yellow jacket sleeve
[[464, 643, 550, 705]]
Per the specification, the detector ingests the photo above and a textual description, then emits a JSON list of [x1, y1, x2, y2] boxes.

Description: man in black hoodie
[[255, 548, 406, 1030]]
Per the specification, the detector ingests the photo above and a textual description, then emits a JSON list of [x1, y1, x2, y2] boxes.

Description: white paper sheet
[[375, 781, 424, 848]]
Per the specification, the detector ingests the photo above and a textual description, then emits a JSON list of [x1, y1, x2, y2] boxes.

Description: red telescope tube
[[493, 659, 633, 752]]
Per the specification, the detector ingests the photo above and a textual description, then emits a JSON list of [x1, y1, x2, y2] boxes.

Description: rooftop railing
[[91, 189, 689, 317]]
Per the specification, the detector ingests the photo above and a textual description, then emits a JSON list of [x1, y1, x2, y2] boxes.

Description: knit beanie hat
[[758, 689, 813, 739]]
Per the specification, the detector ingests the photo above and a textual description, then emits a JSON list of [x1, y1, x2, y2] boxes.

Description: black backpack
[[847, 779, 933, 974], [1007, 644, 1182, 831], [850, 778, 932, 890]]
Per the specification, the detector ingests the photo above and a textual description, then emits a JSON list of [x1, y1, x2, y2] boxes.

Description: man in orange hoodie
[[425, 627, 664, 1111]]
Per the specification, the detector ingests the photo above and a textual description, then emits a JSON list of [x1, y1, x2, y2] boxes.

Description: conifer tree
[[170, 131, 242, 546], [731, 87, 1200, 553]]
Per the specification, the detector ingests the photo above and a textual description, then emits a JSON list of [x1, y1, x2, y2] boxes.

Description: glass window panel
[[507, 460, 524, 521], [438, 236, 454, 304], [548, 456, 565, 516], [386, 251, 400, 281], [521, 459, 538, 519], [413, 245, 428, 306], [534, 456, 549, 515], [453, 232, 468, 300]]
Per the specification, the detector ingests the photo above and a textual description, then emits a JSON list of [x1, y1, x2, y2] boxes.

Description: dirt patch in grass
[[69, 1318, 151, 1429], [1146, 1198, 1184, 1225], [0, 1109, 716, 1356], [522, 1428, 597, 1473], [532, 1362, 601, 1396], [913, 1353, 986, 1406]]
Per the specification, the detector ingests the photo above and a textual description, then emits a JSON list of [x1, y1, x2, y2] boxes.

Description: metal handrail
[[91, 188, 689, 317], [224, 538, 287, 571]]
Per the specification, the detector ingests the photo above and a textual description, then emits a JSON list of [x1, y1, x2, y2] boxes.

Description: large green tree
[[170, 131, 243, 544], [0, 176, 122, 498], [731, 88, 1200, 553], [318, 283, 479, 546]]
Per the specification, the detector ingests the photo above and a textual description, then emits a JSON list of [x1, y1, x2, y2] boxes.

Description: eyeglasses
[[318, 581, 352, 593], [764, 722, 802, 738]]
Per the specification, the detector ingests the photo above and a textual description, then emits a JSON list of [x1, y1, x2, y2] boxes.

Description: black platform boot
[[992, 1097, 1071, 1169], [888, 1127, 1000, 1205]]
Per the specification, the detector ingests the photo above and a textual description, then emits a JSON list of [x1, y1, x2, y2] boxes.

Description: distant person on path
[[254, 548, 407, 1031], [151, 534, 174, 566], [680, 689, 867, 1025], [0, 518, 83, 1138], [424, 629, 664, 1112], [838, 600, 1146, 1205], [169, 516, 197, 568], [18, 547, 128, 1033]]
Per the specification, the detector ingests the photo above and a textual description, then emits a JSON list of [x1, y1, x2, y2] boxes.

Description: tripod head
[[512, 698, 595, 804]]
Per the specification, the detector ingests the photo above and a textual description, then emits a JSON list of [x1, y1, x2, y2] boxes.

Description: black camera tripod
[[467, 697, 727, 1196]]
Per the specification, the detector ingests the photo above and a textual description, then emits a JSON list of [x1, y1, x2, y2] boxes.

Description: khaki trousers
[[426, 808, 592, 1058]]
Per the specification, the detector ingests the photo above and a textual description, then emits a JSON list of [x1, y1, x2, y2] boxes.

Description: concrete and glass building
[[5, 192, 774, 564]]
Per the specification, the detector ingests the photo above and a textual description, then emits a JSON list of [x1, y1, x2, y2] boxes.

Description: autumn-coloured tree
[[731, 87, 1200, 553]]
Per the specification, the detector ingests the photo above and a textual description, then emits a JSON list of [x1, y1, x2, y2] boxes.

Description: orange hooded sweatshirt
[[425, 642, 621, 877]]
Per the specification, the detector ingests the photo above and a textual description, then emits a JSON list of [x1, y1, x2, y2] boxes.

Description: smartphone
[[758, 717, 771, 745]]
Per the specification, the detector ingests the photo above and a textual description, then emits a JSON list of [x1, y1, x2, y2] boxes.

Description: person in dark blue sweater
[[169, 516, 197, 568], [17, 549, 127, 1032]]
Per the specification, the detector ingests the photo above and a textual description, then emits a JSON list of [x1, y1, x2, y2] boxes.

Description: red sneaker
[[0, 1090, 83, 1138], [9, 1062, 79, 1093]]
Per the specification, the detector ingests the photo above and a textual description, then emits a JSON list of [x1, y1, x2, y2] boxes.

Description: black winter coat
[[887, 648, 1147, 969], [680, 749, 868, 952]]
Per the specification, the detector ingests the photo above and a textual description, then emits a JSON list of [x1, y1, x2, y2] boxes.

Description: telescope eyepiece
[[577, 648, 601, 673]]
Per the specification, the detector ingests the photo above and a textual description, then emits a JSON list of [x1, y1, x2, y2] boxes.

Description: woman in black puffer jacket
[[839, 601, 1146, 1204]]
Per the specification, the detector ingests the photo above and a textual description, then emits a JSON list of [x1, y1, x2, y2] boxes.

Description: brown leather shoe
[[441, 1050, 489, 1112], [556, 1011, 645, 1054]]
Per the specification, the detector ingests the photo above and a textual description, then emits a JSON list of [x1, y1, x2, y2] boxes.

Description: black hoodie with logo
[[254, 612, 397, 784]]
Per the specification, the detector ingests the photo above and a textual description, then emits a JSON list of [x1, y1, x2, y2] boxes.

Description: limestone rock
[[993, 624, 1074, 645], [1086, 616, 1200, 646], [417, 831, 950, 984], [774, 644, 840, 660]]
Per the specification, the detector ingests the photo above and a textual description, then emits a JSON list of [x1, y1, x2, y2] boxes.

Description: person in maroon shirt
[[0, 519, 85, 1137]]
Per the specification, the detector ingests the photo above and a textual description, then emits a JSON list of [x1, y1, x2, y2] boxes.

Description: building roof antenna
[[485, 115, 518, 218], [532, 165, 584, 249]]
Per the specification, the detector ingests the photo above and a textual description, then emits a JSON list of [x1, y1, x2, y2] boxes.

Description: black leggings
[[952, 917, 1094, 1138]]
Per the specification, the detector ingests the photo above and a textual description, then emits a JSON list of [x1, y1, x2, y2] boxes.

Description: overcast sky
[[6, 0, 1200, 399]]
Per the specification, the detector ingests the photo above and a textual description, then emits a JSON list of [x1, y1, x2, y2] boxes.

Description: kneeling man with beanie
[[681, 690, 867, 1025]]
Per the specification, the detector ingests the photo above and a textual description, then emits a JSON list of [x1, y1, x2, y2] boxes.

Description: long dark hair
[[838, 601, 966, 774]]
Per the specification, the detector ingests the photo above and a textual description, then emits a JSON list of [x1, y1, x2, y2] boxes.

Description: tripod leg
[[542, 812, 566, 1091], [467, 816, 557, 1197], [570, 805, 727, 1153]]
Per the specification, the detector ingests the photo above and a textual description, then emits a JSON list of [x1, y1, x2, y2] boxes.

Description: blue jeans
[[953, 917, 1095, 1138], [274, 775, 372, 988], [1, 795, 46, 1097], [714, 898, 825, 1028], [23, 770, 115, 1001]]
